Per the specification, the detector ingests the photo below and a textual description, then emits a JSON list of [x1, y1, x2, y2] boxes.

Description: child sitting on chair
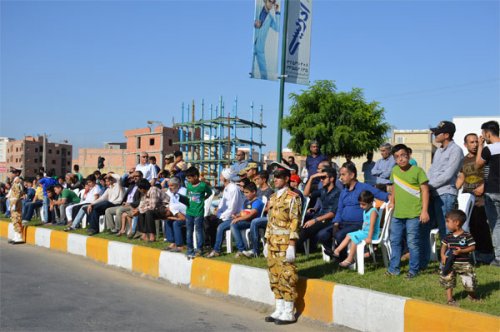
[[333, 191, 381, 268]]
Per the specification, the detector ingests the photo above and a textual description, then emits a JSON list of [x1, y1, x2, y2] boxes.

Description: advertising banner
[[285, 0, 312, 85], [251, 0, 281, 81]]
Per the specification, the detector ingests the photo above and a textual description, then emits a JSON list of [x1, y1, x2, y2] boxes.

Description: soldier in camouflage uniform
[[8, 169, 25, 244], [264, 163, 301, 325]]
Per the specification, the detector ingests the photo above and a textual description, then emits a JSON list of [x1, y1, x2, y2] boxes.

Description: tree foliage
[[283, 80, 390, 158]]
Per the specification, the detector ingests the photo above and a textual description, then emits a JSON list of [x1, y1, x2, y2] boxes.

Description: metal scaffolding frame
[[174, 97, 266, 185]]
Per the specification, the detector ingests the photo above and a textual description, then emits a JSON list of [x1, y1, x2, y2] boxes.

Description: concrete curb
[[2, 221, 498, 332]]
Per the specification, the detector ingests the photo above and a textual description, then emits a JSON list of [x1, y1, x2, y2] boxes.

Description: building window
[[68, 151, 71, 156], [34, 158, 38, 163], [67, 161, 70, 166], [136, 154, 140, 164], [16, 147, 18, 152], [396, 136, 405, 144], [169, 139, 173, 146], [56, 150, 60, 155], [49, 149, 52, 154], [39, 146, 43, 153], [150, 138, 155, 146], [35, 148, 38, 153], [52, 160, 56, 165], [137, 137, 141, 149]]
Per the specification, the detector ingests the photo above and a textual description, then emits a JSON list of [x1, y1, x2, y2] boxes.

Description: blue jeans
[[249, 217, 268, 255], [22, 200, 43, 221], [72, 206, 88, 229], [420, 194, 457, 268], [484, 193, 500, 261], [213, 220, 231, 253], [186, 215, 204, 255], [42, 196, 50, 222], [388, 217, 421, 275], [231, 221, 251, 252], [164, 219, 184, 246], [333, 222, 362, 260]]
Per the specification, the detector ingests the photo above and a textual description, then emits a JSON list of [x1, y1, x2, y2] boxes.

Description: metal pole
[[250, 102, 254, 162], [232, 97, 237, 160], [191, 100, 195, 162], [201, 99, 205, 173], [260, 105, 263, 165], [277, 0, 289, 163], [209, 103, 213, 180], [180, 102, 185, 154], [43, 133, 47, 172]]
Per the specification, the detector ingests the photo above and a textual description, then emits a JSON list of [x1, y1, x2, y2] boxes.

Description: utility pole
[[277, 0, 290, 163], [42, 133, 47, 172]]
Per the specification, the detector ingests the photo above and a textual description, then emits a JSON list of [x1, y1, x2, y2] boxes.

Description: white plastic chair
[[226, 196, 267, 253], [98, 215, 106, 233], [429, 193, 475, 261], [356, 206, 393, 275]]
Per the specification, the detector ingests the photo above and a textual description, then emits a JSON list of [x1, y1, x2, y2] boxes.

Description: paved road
[[0, 240, 351, 331]]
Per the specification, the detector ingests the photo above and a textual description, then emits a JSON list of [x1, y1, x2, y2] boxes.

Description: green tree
[[283, 80, 390, 158]]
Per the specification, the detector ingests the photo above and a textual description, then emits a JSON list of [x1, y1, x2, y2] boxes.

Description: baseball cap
[[290, 174, 301, 183], [430, 121, 456, 136], [245, 162, 258, 171]]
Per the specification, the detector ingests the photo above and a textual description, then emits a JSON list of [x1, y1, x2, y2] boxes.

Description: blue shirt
[[371, 155, 396, 185], [243, 198, 265, 219], [305, 154, 328, 182], [334, 181, 389, 224], [39, 177, 58, 197], [428, 140, 463, 196], [310, 186, 341, 220]]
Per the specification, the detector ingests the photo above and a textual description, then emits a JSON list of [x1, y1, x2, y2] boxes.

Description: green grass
[[6, 217, 499, 316]]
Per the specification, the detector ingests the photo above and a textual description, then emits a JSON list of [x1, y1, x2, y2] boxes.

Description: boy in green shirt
[[185, 166, 212, 259], [387, 144, 429, 278], [50, 184, 80, 226]]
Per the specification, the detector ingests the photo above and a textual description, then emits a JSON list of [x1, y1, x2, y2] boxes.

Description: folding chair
[[356, 206, 393, 275]]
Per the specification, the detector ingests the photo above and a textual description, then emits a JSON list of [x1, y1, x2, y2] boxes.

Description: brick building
[[73, 125, 182, 176], [2, 136, 72, 179], [73, 143, 127, 177], [124, 125, 180, 170]]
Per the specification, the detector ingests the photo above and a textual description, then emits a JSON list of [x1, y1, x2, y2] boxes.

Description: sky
[[1, 0, 499, 158]]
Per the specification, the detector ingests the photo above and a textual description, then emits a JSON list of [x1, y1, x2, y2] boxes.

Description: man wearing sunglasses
[[298, 167, 341, 253]]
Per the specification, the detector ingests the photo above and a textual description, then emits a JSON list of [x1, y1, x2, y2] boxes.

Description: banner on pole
[[251, 0, 281, 81], [285, 0, 312, 85]]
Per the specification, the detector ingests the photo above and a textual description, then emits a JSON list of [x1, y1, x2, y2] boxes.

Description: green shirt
[[61, 189, 81, 204], [390, 165, 428, 219], [186, 182, 212, 217]]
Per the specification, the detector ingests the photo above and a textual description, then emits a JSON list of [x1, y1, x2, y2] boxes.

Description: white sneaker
[[22, 220, 30, 226], [11, 231, 24, 244], [242, 250, 256, 258]]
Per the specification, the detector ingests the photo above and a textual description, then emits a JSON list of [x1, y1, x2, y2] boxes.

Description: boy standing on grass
[[440, 209, 479, 306], [387, 144, 429, 279], [185, 166, 212, 259]]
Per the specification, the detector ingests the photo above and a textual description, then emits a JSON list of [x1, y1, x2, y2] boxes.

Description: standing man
[[284, 155, 299, 175], [231, 150, 249, 175], [8, 169, 24, 244], [371, 143, 396, 188], [456, 133, 493, 263], [476, 120, 500, 267], [362, 152, 376, 186], [421, 121, 463, 269], [305, 141, 328, 193], [135, 152, 158, 187], [252, 0, 280, 80], [264, 164, 301, 325]]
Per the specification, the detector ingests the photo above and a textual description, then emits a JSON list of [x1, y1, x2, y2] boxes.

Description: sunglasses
[[319, 176, 327, 180]]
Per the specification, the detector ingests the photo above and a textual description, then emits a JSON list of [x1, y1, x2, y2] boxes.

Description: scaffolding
[[174, 97, 266, 185]]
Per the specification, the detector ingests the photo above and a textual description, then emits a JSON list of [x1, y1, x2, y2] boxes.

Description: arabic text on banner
[[285, 0, 312, 85], [251, 0, 281, 81]]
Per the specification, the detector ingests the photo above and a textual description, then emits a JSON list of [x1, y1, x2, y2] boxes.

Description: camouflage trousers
[[267, 250, 298, 301], [10, 199, 23, 234], [439, 262, 477, 292]]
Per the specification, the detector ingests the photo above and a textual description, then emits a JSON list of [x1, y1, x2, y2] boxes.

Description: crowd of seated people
[[5, 120, 498, 291]]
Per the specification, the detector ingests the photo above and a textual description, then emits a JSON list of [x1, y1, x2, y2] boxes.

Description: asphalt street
[[0, 239, 351, 331]]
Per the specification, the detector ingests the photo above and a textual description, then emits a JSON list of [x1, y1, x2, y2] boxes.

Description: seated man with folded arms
[[163, 176, 188, 251], [134, 179, 170, 242], [230, 182, 265, 258]]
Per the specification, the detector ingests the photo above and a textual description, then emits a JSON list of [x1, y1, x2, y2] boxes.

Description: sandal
[[467, 295, 481, 302], [332, 250, 340, 258], [447, 299, 458, 306], [339, 259, 355, 268]]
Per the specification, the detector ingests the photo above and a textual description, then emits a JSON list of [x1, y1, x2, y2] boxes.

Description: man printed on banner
[[252, 0, 280, 80]]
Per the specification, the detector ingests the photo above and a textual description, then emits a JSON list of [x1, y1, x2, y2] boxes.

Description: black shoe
[[87, 229, 97, 236], [274, 318, 296, 325], [264, 316, 276, 323]]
